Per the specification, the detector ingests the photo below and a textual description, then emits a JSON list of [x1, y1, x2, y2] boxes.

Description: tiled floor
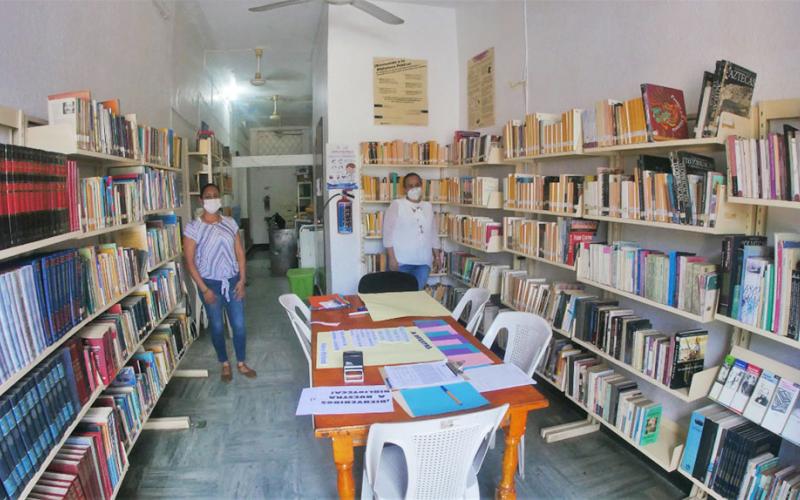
[[119, 250, 687, 499]]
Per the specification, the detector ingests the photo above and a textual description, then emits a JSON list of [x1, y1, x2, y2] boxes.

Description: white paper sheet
[[463, 363, 536, 393], [296, 385, 394, 415], [382, 361, 462, 390]]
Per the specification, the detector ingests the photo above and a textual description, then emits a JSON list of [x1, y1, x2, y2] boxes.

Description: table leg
[[331, 434, 356, 500], [496, 409, 527, 500]]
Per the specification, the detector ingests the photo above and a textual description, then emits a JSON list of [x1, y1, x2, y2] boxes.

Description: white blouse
[[382, 198, 441, 266]]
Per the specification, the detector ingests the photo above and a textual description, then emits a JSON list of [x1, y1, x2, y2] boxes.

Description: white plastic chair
[[480, 311, 552, 479], [361, 404, 509, 500], [278, 293, 312, 382], [451, 288, 491, 335]]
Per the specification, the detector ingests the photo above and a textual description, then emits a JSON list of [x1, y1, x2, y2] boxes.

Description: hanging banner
[[467, 48, 495, 129], [373, 57, 428, 126]]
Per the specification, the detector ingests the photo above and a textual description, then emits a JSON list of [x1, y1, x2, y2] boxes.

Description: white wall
[[325, 0, 460, 293], [247, 167, 301, 245], [453, 0, 800, 422]]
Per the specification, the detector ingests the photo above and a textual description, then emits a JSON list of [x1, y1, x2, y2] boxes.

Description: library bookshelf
[[0, 103, 195, 498]]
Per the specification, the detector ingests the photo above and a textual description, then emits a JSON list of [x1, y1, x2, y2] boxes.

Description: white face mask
[[407, 187, 423, 202], [203, 198, 222, 214]]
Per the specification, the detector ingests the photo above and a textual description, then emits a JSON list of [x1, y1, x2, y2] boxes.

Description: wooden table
[[311, 298, 549, 500]]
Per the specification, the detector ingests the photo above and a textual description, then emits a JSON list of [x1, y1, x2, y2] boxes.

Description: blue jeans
[[398, 264, 430, 290], [200, 274, 246, 363]]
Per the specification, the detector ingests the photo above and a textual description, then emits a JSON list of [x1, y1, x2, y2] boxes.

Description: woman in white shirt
[[382, 173, 442, 289]]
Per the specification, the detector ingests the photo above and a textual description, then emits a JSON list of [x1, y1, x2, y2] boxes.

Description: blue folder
[[397, 381, 489, 417]]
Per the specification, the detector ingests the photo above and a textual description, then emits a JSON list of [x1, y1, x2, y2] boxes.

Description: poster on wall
[[467, 48, 495, 129], [326, 143, 359, 190], [373, 57, 428, 126]]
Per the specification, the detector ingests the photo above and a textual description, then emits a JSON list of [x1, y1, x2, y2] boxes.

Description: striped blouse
[[184, 216, 240, 298]]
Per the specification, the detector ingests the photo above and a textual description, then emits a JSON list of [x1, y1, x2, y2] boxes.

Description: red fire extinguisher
[[336, 190, 354, 234]]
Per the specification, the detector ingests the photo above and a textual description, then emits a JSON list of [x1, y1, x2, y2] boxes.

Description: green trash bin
[[287, 268, 315, 301]]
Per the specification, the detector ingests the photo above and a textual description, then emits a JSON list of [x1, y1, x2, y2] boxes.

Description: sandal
[[221, 363, 232, 383], [237, 363, 257, 379]]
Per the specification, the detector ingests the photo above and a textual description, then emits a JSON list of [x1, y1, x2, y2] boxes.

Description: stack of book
[[361, 173, 404, 201], [577, 242, 718, 319], [502, 108, 582, 159], [425, 283, 465, 310], [424, 177, 455, 203], [449, 176, 500, 206], [717, 234, 800, 338], [503, 173, 584, 214], [707, 354, 799, 445], [504, 217, 600, 267], [362, 211, 383, 237], [0, 145, 80, 249], [145, 215, 182, 268], [33, 433, 108, 499], [694, 60, 756, 139], [146, 265, 184, 321], [445, 214, 503, 252], [448, 251, 508, 293], [81, 175, 144, 232], [451, 131, 502, 164], [499, 270, 585, 326], [112, 166, 182, 212], [47, 91, 183, 167], [0, 344, 89, 498], [566, 356, 663, 446], [435, 212, 449, 236], [364, 253, 387, 273], [571, 296, 709, 389], [537, 337, 583, 390], [583, 154, 725, 227], [79, 244, 148, 313], [726, 131, 799, 202], [360, 140, 449, 165], [72, 405, 127, 495]]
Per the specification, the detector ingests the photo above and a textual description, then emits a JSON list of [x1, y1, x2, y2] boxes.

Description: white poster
[[326, 143, 359, 190]]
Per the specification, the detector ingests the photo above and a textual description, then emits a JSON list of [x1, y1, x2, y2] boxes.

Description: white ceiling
[[193, 0, 323, 128]]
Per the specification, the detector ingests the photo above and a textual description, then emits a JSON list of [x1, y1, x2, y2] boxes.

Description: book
[[641, 84, 689, 141], [669, 330, 708, 389], [742, 370, 780, 424], [761, 378, 800, 434], [394, 381, 489, 417]]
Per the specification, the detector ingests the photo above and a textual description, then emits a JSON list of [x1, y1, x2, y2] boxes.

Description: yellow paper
[[316, 327, 445, 369], [359, 291, 452, 322]]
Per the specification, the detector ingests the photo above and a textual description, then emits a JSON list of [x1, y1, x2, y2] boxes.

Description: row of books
[[503, 109, 581, 158], [708, 354, 799, 443], [503, 217, 600, 267], [444, 214, 502, 252], [364, 253, 387, 273], [362, 211, 383, 238], [0, 145, 80, 250], [582, 95, 650, 148], [576, 241, 718, 319], [583, 154, 726, 228], [571, 295, 709, 390], [499, 271, 583, 327], [424, 283, 465, 311], [717, 234, 800, 338], [145, 265, 184, 323], [503, 173, 583, 215], [145, 216, 182, 269], [360, 140, 450, 165], [0, 245, 147, 387], [361, 174, 405, 202], [80, 176, 143, 232], [112, 166, 182, 213], [47, 90, 184, 168], [727, 131, 800, 202], [681, 405, 783, 499], [448, 176, 499, 206], [451, 131, 501, 164], [448, 251, 507, 294], [538, 339, 663, 446]]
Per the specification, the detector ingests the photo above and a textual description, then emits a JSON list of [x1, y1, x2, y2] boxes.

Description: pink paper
[[431, 338, 462, 346], [448, 352, 493, 368]]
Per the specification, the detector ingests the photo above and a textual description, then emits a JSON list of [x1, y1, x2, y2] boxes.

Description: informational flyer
[[295, 385, 394, 415], [373, 57, 428, 126], [467, 48, 495, 129], [325, 143, 359, 190]]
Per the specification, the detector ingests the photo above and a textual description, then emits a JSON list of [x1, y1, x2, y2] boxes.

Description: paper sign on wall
[[326, 143, 359, 190], [373, 57, 428, 126], [467, 48, 495, 129]]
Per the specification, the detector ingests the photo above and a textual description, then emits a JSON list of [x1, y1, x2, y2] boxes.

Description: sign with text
[[373, 57, 428, 126], [467, 48, 495, 129]]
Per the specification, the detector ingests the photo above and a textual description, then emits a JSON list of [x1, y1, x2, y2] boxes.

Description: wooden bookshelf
[[715, 314, 800, 350], [577, 277, 713, 323], [504, 247, 577, 271]]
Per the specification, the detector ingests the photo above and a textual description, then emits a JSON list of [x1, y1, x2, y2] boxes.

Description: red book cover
[[73, 430, 113, 498], [567, 232, 597, 266], [65, 337, 91, 405], [641, 84, 689, 141], [53, 446, 103, 500]]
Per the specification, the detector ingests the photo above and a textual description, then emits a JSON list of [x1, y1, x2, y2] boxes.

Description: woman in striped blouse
[[184, 183, 256, 382]]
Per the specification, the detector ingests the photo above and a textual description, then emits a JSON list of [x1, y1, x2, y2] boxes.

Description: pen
[[440, 385, 462, 405], [349, 310, 369, 317]]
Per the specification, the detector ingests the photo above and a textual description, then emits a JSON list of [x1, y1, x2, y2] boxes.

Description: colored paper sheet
[[395, 382, 489, 417], [464, 364, 536, 393], [449, 352, 494, 369], [316, 327, 445, 368], [359, 291, 452, 322], [431, 338, 462, 346]]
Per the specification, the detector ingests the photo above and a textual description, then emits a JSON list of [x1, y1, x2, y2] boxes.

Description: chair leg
[[517, 434, 525, 479]]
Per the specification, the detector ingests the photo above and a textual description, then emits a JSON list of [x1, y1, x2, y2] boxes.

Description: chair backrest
[[358, 271, 418, 294], [278, 294, 312, 370], [481, 311, 552, 376], [363, 404, 509, 499], [450, 288, 491, 335]]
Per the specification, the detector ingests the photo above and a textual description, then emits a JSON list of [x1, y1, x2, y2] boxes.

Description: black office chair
[[358, 271, 418, 294]]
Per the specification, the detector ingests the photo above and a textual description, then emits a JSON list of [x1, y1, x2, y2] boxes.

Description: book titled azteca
[[641, 84, 689, 142]]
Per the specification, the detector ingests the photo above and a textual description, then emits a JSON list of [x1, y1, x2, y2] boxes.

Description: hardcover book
[[641, 84, 689, 142], [742, 370, 781, 424], [669, 329, 708, 389]]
